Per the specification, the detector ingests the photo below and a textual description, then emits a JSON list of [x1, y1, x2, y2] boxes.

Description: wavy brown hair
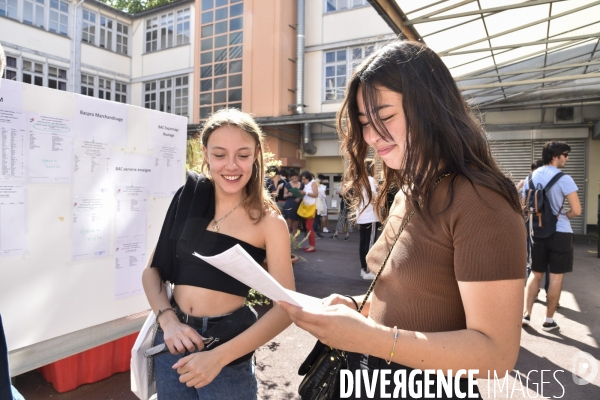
[[337, 41, 521, 222], [200, 108, 279, 222]]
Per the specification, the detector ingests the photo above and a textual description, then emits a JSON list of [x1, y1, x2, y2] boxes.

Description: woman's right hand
[[159, 313, 205, 354], [322, 294, 358, 311]]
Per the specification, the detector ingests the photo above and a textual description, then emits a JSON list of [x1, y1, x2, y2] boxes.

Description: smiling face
[[357, 85, 407, 171], [203, 124, 258, 196]]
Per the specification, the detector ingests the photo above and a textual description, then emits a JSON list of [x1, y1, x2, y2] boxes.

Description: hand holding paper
[[193, 245, 321, 310]]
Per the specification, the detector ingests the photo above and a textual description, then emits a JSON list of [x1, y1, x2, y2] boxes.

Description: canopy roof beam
[[459, 72, 600, 89], [440, 0, 600, 54], [455, 59, 600, 80], [405, 0, 566, 26]]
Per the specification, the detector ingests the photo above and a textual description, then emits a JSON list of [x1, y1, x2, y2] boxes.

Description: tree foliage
[[98, 0, 178, 14]]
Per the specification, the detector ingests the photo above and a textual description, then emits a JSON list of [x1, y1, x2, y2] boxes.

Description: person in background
[[142, 109, 294, 399], [356, 162, 380, 280], [522, 141, 581, 332], [282, 169, 304, 237], [265, 166, 278, 201], [280, 41, 525, 397], [275, 169, 288, 212], [516, 159, 543, 192], [519, 159, 544, 279], [313, 174, 328, 238], [329, 188, 353, 240], [298, 171, 318, 253]]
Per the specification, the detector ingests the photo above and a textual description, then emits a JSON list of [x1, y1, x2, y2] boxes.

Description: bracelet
[[342, 295, 359, 311], [386, 326, 399, 365], [156, 307, 176, 323]]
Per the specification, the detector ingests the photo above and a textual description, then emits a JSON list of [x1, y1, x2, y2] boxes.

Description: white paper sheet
[[111, 153, 154, 195], [74, 96, 127, 145], [0, 107, 27, 182], [114, 238, 146, 300], [72, 197, 110, 261], [28, 131, 73, 183], [115, 185, 147, 240], [194, 245, 322, 310], [0, 79, 24, 110], [28, 113, 74, 137], [73, 140, 111, 197], [148, 110, 187, 150], [0, 185, 26, 257], [154, 146, 181, 197]]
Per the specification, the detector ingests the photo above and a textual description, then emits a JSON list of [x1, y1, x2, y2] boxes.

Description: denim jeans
[[153, 322, 257, 400]]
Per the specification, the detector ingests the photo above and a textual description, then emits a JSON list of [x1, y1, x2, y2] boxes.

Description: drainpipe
[[296, 0, 316, 155], [71, 0, 85, 93]]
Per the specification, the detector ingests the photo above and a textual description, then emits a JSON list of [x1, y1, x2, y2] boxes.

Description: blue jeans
[[153, 324, 257, 400]]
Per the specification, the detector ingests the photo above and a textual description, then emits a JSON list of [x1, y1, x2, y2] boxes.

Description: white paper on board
[[114, 238, 146, 300], [111, 153, 155, 194], [194, 245, 322, 310], [0, 79, 24, 110], [0, 185, 26, 257], [28, 131, 73, 183], [28, 113, 74, 137], [74, 96, 127, 145], [115, 185, 147, 240], [154, 146, 181, 197], [148, 110, 187, 150], [73, 140, 111, 197], [0, 107, 27, 182], [72, 197, 110, 261]]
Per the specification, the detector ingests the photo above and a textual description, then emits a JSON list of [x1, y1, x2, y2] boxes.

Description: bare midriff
[[174, 285, 246, 317]]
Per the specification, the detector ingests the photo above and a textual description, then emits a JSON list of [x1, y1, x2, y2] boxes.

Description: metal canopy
[[388, 0, 600, 109]]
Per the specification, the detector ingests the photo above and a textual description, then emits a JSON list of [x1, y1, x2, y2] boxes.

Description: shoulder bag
[[297, 201, 317, 219], [297, 174, 448, 400]]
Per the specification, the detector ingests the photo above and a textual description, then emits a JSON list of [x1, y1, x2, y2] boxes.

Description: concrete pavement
[[13, 233, 600, 399]]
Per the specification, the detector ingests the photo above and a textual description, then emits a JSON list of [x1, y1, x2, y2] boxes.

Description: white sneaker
[[323, 228, 329, 233], [360, 270, 366, 278], [362, 271, 376, 280]]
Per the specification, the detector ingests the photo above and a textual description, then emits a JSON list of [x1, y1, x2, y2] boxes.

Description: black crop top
[[174, 230, 267, 297]]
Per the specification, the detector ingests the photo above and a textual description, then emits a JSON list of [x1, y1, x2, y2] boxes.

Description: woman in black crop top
[[142, 109, 295, 399]]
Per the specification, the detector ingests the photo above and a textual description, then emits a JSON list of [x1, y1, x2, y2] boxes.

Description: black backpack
[[525, 172, 564, 239]]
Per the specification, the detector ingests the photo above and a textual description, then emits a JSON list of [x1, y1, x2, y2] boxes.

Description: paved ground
[[12, 230, 600, 399]]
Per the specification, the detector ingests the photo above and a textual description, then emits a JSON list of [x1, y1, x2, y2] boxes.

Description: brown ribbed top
[[367, 175, 526, 333]]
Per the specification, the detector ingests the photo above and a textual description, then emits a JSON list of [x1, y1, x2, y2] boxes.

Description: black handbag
[[296, 174, 448, 400]]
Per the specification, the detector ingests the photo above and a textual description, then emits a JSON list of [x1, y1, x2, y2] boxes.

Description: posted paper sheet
[[114, 239, 146, 299], [0, 107, 27, 182], [154, 146, 181, 197], [72, 197, 110, 261], [0, 185, 26, 257], [73, 140, 111, 197], [28, 114, 74, 183], [148, 110, 187, 150], [194, 245, 322, 309], [115, 185, 147, 240], [74, 95, 127, 145], [111, 153, 154, 195]]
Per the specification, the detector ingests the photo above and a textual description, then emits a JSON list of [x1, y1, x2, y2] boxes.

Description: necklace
[[212, 198, 245, 232]]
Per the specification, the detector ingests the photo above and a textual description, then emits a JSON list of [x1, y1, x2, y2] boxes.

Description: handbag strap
[[357, 173, 449, 313]]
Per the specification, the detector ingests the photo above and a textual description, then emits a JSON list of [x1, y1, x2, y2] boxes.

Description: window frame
[[323, 43, 379, 103], [2, 55, 18, 80], [0, 0, 18, 20], [48, 65, 67, 90], [325, 0, 367, 13], [99, 15, 114, 50], [23, 0, 46, 29], [82, 9, 97, 44], [143, 75, 189, 117], [116, 22, 129, 55], [81, 73, 95, 97], [49, 0, 69, 35], [145, 7, 190, 53]]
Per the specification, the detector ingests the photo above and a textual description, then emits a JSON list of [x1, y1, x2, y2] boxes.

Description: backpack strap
[[527, 174, 535, 191], [543, 172, 565, 193]]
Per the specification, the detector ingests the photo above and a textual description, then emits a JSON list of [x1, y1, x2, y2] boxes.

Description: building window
[[2, 56, 17, 80], [0, 0, 18, 20], [146, 7, 189, 52], [24, 0, 46, 29], [23, 60, 44, 86], [115, 82, 127, 103], [144, 76, 188, 116], [326, 0, 366, 12], [199, 0, 243, 119], [98, 78, 112, 100], [48, 66, 67, 90], [49, 0, 69, 35], [116, 22, 128, 55], [82, 10, 96, 44], [81, 74, 94, 96], [176, 8, 190, 45], [100, 16, 113, 49], [145, 17, 158, 52], [324, 44, 377, 101]]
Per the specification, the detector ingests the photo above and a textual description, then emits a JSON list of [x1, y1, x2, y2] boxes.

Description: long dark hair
[[337, 41, 521, 221]]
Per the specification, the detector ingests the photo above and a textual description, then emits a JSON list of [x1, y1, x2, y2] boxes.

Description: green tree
[[98, 0, 178, 14]]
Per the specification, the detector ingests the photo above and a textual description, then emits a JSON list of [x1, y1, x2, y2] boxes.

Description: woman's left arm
[[175, 213, 295, 387], [282, 278, 522, 377], [308, 181, 318, 198]]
